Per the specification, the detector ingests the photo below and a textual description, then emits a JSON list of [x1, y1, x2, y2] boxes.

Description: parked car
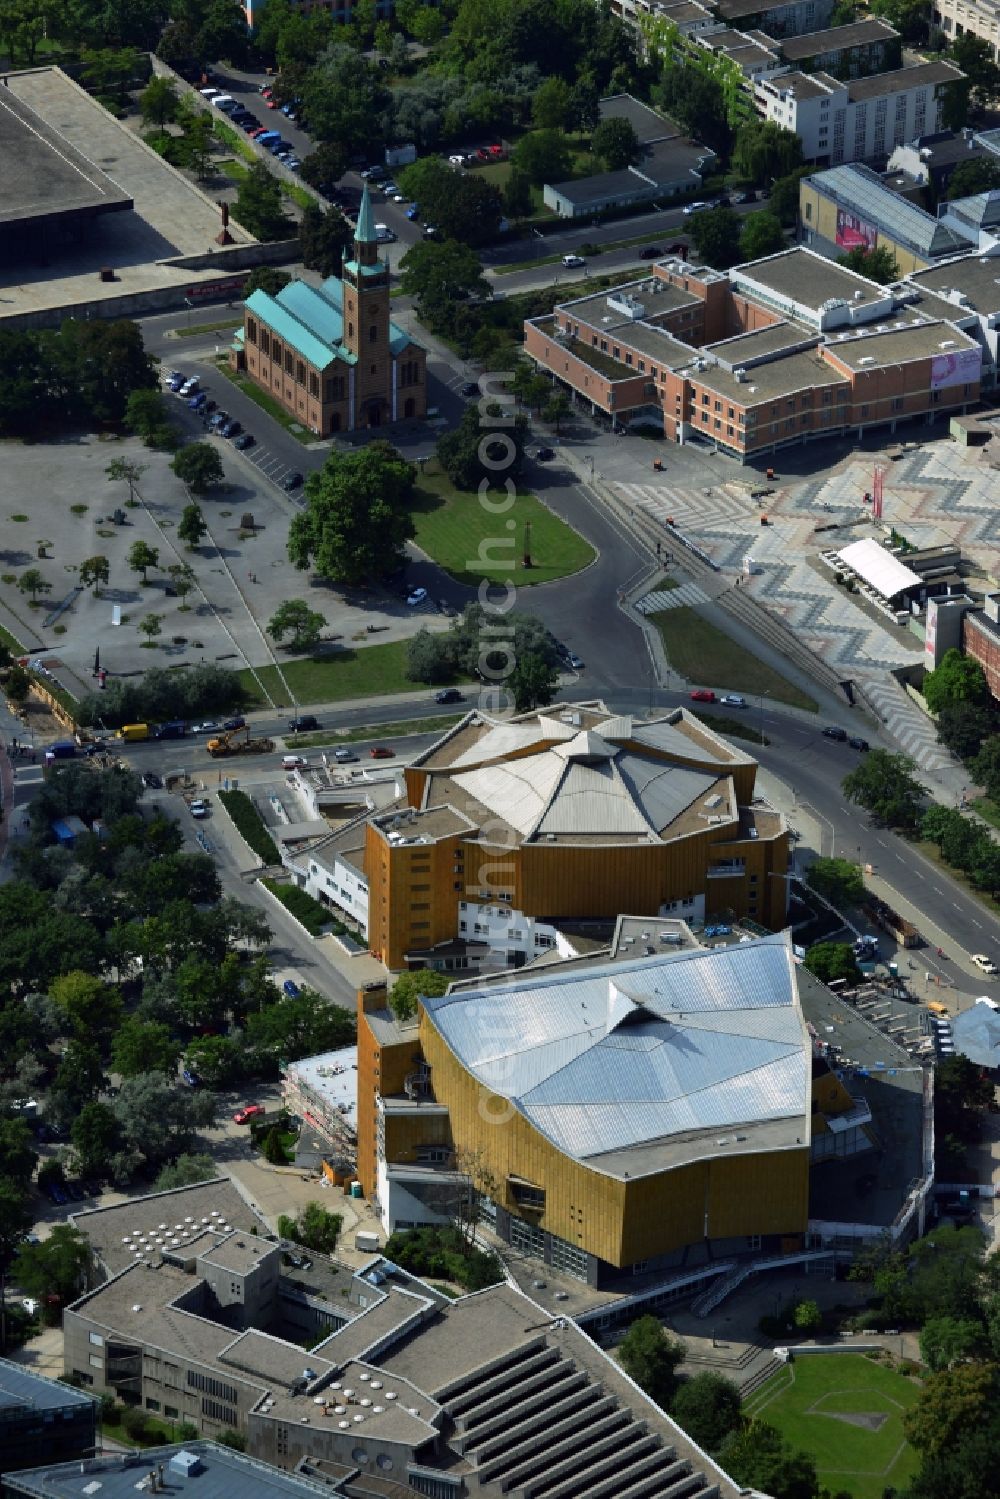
[[720, 693, 746, 708], [240, 117, 261, 132], [223, 716, 246, 731], [220, 419, 242, 438], [822, 725, 848, 741], [534, 446, 555, 461], [233, 1104, 265, 1125], [448, 153, 466, 165], [179, 377, 199, 397], [690, 689, 716, 702], [283, 979, 301, 998], [370, 746, 395, 758], [639, 246, 664, 259], [212, 96, 237, 111], [683, 201, 707, 215], [188, 391, 207, 411], [285, 158, 301, 171], [167, 372, 186, 392], [288, 714, 319, 732], [972, 953, 998, 974], [189, 799, 210, 819], [849, 736, 870, 751], [208, 410, 229, 430], [281, 471, 304, 491], [460, 381, 479, 397], [361, 165, 386, 180], [435, 688, 463, 704], [382, 181, 398, 196], [142, 771, 163, 789], [200, 86, 221, 98], [233, 432, 255, 450], [334, 747, 357, 761], [562, 254, 585, 268], [406, 587, 428, 606], [406, 203, 420, 220], [566, 653, 584, 670], [732, 190, 755, 204], [182, 1069, 200, 1087]]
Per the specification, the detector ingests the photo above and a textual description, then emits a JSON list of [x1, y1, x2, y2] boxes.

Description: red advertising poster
[[835, 208, 877, 251]]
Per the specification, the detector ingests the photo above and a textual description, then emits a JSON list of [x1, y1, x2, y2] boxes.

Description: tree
[[542, 392, 571, 431], [739, 212, 785, 262], [12, 1225, 90, 1314], [139, 613, 162, 646], [769, 166, 813, 227], [792, 1298, 822, 1333], [436, 403, 529, 491], [176, 502, 209, 550], [389, 967, 450, 1022], [128, 539, 159, 584], [532, 76, 572, 130], [153, 1153, 218, 1191], [288, 443, 416, 585], [0, 1177, 38, 1336], [503, 167, 534, 220], [397, 157, 503, 245], [904, 1361, 1000, 1460], [18, 569, 50, 602], [732, 119, 803, 188], [718, 1420, 818, 1499], [111, 1018, 182, 1078], [406, 628, 458, 684], [924, 648, 990, 714], [838, 244, 901, 283], [70, 1102, 119, 1181], [267, 599, 325, 653], [509, 649, 559, 712], [938, 700, 992, 761], [804, 857, 864, 909], [178, 109, 215, 180], [399, 240, 489, 318], [948, 157, 1000, 200], [112, 1072, 216, 1168], [920, 1315, 984, 1371], [183, 1035, 246, 1089], [299, 201, 352, 278], [171, 444, 224, 495], [167, 562, 196, 608], [0, 1119, 37, 1190], [243, 266, 292, 300], [4, 664, 30, 705], [670, 1371, 741, 1452], [79, 555, 110, 598], [951, 33, 1000, 116], [869, 0, 928, 44], [139, 75, 178, 129], [299, 140, 349, 194], [49, 971, 122, 1042], [106, 456, 148, 506], [656, 64, 731, 158], [688, 206, 742, 270], [48, 1042, 106, 1128], [283, 1200, 344, 1254], [803, 941, 860, 986], [618, 1315, 686, 1408], [843, 748, 924, 830], [512, 128, 573, 186], [246, 989, 355, 1068], [233, 160, 291, 241], [591, 115, 640, 170]]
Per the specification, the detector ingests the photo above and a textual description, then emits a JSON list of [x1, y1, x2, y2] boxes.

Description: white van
[[282, 754, 307, 770]]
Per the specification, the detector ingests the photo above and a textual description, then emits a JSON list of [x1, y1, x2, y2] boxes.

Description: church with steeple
[[234, 185, 427, 436]]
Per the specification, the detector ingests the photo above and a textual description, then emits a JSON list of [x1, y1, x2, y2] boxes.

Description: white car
[[192, 721, 220, 734], [406, 587, 428, 607], [334, 747, 357, 762], [448, 154, 466, 166], [189, 799, 210, 819], [199, 87, 221, 97], [720, 694, 747, 708], [392, 192, 406, 203], [179, 377, 199, 397], [683, 201, 708, 215], [562, 254, 585, 268], [972, 953, 998, 974], [382, 182, 398, 196]]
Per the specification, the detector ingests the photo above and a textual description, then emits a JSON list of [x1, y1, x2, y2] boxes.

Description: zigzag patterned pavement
[[858, 675, 955, 777]]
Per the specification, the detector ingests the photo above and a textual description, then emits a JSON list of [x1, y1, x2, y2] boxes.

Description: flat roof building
[[800, 163, 972, 273], [0, 1358, 98, 1476], [4, 1443, 334, 1499], [775, 17, 900, 73], [544, 97, 715, 218]]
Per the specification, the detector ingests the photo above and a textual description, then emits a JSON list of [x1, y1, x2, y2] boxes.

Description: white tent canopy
[[836, 537, 922, 600]]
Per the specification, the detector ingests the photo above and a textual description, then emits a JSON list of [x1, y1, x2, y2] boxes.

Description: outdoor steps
[[525, 1431, 661, 1499], [467, 1383, 606, 1465], [691, 1264, 753, 1317], [459, 1368, 589, 1449], [542, 1443, 674, 1499], [448, 1347, 565, 1423], [737, 1353, 783, 1401]]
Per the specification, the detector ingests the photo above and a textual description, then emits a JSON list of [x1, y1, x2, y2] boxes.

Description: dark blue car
[[283, 979, 301, 998]]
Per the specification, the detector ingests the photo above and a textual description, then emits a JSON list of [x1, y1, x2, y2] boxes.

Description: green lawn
[[240, 638, 466, 708], [972, 795, 1000, 831], [412, 465, 594, 587], [649, 606, 818, 713], [743, 1353, 921, 1499]]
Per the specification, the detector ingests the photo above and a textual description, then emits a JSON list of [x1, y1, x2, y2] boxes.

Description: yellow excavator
[[207, 725, 275, 758]]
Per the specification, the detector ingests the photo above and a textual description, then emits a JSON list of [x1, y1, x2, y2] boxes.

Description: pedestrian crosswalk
[[636, 583, 708, 613]]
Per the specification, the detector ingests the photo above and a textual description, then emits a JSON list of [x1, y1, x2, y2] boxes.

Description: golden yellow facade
[[800, 180, 932, 276]]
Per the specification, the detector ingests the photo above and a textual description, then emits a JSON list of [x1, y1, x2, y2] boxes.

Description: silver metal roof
[[807, 163, 969, 257], [423, 936, 810, 1174]]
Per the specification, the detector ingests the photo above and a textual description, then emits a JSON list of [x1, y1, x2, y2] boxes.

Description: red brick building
[[964, 597, 1000, 701]]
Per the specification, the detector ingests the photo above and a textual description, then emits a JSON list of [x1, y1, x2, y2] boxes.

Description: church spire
[[355, 183, 376, 247]]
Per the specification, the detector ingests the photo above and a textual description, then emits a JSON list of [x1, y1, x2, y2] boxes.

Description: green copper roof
[[343, 260, 388, 278], [356, 183, 375, 244]]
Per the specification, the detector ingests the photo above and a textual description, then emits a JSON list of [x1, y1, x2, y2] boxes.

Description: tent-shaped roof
[[837, 537, 922, 599]]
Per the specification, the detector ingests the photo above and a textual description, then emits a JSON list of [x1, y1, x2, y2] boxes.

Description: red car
[[266, 97, 280, 108], [690, 689, 716, 703], [369, 746, 395, 759], [233, 1104, 264, 1125]]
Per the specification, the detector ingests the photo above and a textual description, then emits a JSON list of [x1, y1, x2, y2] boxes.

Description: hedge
[[219, 789, 279, 864], [261, 878, 341, 937]]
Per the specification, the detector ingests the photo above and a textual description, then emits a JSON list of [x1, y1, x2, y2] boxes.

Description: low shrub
[[219, 789, 279, 864]]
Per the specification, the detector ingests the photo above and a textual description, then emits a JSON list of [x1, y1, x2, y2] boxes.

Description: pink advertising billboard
[[930, 346, 982, 391], [835, 208, 877, 252]]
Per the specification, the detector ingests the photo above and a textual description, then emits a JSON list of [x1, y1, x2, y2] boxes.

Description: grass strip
[[240, 639, 465, 708], [176, 318, 244, 338], [219, 788, 279, 863], [215, 363, 319, 445], [292, 713, 465, 749], [650, 605, 819, 713]]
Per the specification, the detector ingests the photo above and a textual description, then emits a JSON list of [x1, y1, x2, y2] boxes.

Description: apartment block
[[754, 61, 963, 165]]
